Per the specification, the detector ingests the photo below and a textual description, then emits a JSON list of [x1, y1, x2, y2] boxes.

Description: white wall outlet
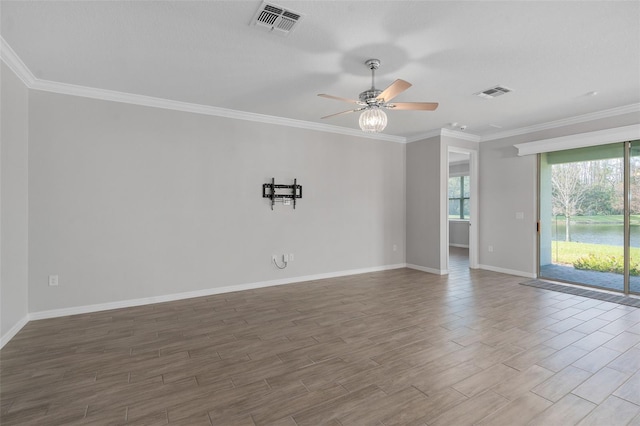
[[488, 245, 494, 253], [393, 244, 397, 252], [48, 275, 59, 286], [515, 212, 524, 220], [289, 253, 294, 262], [283, 254, 289, 263]]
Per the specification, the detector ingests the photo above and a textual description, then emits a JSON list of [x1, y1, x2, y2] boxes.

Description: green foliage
[[581, 184, 618, 216], [551, 241, 640, 269], [573, 253, 640, 276]]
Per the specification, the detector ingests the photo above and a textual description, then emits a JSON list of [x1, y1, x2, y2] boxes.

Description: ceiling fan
[[318, 59, 439, 133]]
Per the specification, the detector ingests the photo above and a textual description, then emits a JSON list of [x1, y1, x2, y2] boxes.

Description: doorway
[[538, 141, 640, 295], [446, 147, 478, 272]]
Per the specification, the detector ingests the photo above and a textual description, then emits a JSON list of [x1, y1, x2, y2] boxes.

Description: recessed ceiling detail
[[252, 2, 303, 36], [474, 85, 513, 99]]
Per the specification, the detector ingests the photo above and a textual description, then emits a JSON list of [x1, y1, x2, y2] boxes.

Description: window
[[449, 175, 470, 219]]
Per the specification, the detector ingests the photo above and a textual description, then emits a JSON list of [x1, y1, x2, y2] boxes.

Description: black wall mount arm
[[262, 178, 302, 210]]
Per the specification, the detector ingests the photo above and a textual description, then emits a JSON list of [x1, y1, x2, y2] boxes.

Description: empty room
[[2, 1, 640, 425]]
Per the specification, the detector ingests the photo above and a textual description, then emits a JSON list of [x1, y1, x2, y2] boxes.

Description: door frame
[[443, 146, 479, 270]]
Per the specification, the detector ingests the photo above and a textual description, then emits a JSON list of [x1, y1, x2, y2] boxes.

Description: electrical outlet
[[289, 253, 294, 262], [48, 275, 59, 286], [284, 254, 289, 263], [393, 244, 397, 252], [488, 245, 494, 253]]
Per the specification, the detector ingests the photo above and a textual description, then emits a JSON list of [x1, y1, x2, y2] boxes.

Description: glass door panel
[[629, 141, 640, 294], [539, 144, 625, 292]]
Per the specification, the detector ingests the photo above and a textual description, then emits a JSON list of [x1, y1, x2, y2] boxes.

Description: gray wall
[[449, 221, 469, 247], [406, 136, 441, 270], [479, 112, 640, 276], [1, 63, 29, 338], [27, 91, 406, 312]]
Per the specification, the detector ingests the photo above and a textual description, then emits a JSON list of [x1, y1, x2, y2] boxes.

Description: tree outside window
[[449, 176, 470, 219]]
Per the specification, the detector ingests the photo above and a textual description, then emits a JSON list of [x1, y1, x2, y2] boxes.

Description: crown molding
[[406, 128, 482, 144], [514, 124, 640, 156], [0, 38, 404, 144], [30, 78, 406, 143], [0, 36, 36, 86], [2, 37, 637, 145], [481, 103, 640, 142], [405, 129, 442, 143], [441, 128, 482, 142]]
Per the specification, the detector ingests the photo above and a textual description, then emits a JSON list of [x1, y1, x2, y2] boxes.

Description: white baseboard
[[0, 315, 29, 350], [449, 244, 469, 248], [406, 264, 448, 275], [478, 264, 536, 279], [28, 263, 408, 321]]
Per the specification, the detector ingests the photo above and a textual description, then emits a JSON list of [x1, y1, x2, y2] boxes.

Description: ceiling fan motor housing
[[359, 89, 383, 105]]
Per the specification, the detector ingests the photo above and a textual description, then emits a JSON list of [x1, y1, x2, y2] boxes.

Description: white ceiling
[[2, 1, 639, 140]]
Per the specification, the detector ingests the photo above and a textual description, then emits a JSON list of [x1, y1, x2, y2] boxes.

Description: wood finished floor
[[2, 248, 640, 425]]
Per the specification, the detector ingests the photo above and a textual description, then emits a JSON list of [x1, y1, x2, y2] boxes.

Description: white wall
[[1, 63, 29, 342], [479, 112, 640, 277], [27, 90, 406, 313]]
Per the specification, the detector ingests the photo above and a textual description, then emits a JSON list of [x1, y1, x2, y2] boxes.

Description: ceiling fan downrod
[[361, 59, 383, 105]]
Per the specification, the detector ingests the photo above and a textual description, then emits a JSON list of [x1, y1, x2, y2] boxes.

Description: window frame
[[448, 175, 470, 220]]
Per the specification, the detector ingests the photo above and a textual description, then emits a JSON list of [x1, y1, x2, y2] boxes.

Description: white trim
[[29, 79, 407, 143], [2, 37, 639, 146], [28, 263, 408, 321], [514, 124, 640, 156], [484, 104, 640, 142], [0, 37, 36, 86], [406, 128, 482, 144], [441, 128, 482, 142], [0, 315, 29, 350], [449, 243, 469, 248], [406, 264, 448, 275], [440, 141, 449, 273], [405, 129, 443, 143], [445, 146, 479, 270], [479, 264, 536, 279]]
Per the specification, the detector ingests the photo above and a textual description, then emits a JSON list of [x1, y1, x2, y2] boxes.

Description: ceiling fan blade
[[318, 94, 361, 104], [387, 102, 439, 111], [321, 108, 362, 119], [376, 79, 412, 102]]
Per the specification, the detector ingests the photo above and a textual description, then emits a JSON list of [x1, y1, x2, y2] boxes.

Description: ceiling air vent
[[474, 85, 513, 99], [252, 2, 303, 36]]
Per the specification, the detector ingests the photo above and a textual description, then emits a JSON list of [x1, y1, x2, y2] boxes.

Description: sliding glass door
[[629, 142, 640, 294], [539, 142, 640, 295]]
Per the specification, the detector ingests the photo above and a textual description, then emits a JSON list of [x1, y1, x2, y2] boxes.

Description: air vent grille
[[252, 2, 303, 36], [475, 85, 513, 99]]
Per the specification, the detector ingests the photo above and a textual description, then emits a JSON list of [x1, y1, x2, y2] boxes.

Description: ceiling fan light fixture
[[359, 107, 387, 133]]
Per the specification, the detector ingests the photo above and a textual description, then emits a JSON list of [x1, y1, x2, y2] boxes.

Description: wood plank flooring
[[2, 248, 640, 425]]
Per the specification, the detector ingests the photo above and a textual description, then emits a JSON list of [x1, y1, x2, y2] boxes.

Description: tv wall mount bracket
[[262, 178, 302, 210]]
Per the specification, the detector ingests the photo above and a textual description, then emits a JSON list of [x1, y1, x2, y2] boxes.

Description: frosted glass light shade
[[359, 108, 387, 133]]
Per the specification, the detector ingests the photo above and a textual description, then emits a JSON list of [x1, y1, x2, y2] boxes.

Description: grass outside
[[551, 241, 635, 265], [552, 241, 640, 276], [553, 215, 640, 225]]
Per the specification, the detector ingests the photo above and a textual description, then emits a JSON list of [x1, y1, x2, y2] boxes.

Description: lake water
[[551, 222, 640, 247]]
